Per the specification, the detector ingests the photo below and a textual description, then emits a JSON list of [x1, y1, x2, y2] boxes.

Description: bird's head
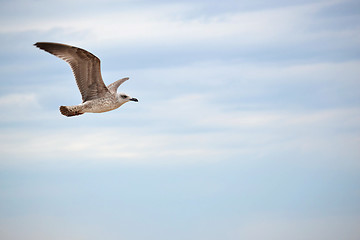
[[118, 93, 138, 103]]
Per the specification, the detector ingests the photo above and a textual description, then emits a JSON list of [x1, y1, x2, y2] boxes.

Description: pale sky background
[[1, 0, 360, 239]]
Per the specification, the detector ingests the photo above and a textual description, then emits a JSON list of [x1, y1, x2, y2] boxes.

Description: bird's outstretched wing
[[34, 42, 109, 102], [107, 77, 129, 93]]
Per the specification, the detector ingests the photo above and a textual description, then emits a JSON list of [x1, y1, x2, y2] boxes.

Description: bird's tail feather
[[59, 106, 84, 117]]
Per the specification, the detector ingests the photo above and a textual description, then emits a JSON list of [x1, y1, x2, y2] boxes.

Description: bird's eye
[[120, 95, 127, 99]]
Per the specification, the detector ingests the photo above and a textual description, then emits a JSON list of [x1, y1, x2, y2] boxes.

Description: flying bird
[[34, 42, 138, 117]]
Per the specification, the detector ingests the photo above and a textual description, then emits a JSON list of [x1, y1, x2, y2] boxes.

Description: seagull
[[34, 42, 138, 117]]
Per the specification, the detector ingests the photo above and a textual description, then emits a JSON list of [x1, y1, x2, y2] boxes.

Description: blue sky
[[1, 0, 360, 239]]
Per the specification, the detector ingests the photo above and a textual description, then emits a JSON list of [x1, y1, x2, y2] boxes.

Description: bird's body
[[60, 93, 122, 116], [34, 42, 138, 117]]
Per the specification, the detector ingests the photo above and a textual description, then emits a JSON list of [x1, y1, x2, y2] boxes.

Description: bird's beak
[[130, 98, 138, 102]]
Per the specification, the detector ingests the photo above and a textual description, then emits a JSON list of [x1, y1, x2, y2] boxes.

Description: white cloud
[[0, 93, 60, 122], [0, 93, 42, 120], [0, 126, 235, 166], [0, 0, 347, 49], [131, 59, 360, 91], [0, 93, 39, 107], [1, 103, 359, 168]]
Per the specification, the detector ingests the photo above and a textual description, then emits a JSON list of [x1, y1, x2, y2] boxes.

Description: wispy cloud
[[1, 103, 359, 169]]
